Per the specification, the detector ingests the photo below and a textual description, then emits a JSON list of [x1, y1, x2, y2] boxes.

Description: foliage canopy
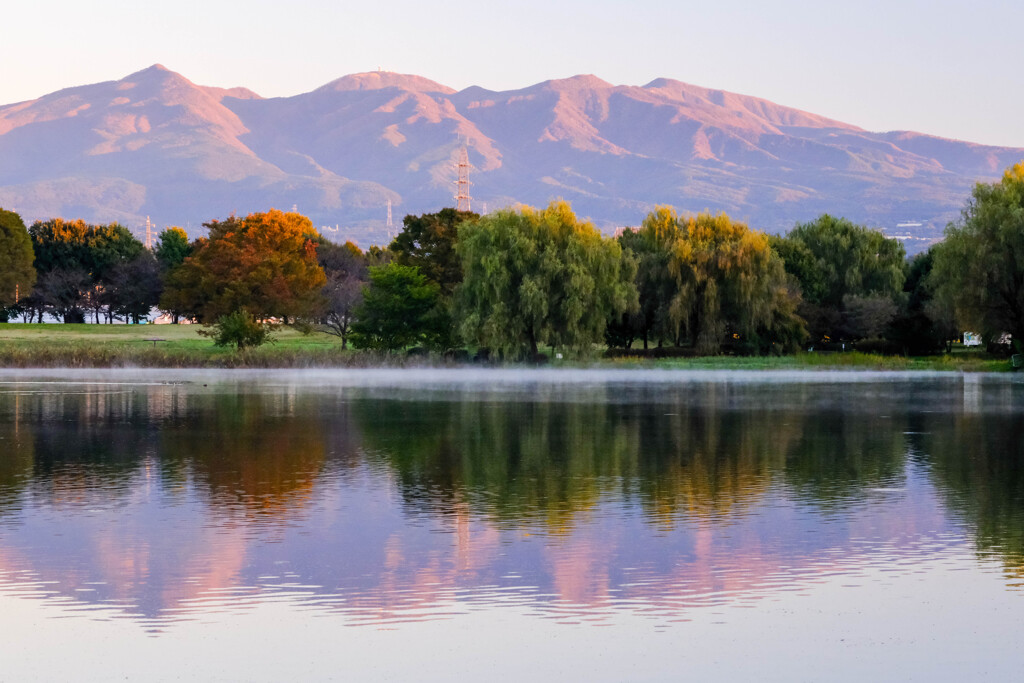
[[667, 211, 805, 354], [933, 162, 1024, 350], [390, 208, 477, 296], [350, 263, 441, 351], [161, 210, 326, 322], [0, 208, 36, 308], [456, 201, 637, 358]]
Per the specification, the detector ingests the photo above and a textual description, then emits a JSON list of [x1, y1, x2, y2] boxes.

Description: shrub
[[201, 310, 274, 350]]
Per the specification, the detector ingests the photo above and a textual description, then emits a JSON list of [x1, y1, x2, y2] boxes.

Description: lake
[[1, 369, 1022, 681]]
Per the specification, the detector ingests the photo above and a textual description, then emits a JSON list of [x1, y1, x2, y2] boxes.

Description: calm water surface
[[0, 369, 1022, 681]]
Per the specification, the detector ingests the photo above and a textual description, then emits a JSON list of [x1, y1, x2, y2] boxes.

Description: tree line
[[1, 161, 1022, 357]]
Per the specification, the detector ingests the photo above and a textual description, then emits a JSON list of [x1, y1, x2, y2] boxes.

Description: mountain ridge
[[1, 65, 1021, 250]]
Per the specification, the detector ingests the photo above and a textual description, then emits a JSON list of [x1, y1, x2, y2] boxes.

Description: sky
[[5, 0, 1024, 148]]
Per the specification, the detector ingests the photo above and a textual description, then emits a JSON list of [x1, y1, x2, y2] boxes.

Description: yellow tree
[[668, 212, 805, 354]]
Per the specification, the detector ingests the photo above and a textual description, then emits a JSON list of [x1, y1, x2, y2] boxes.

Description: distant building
[[963, 332, 982, 347]]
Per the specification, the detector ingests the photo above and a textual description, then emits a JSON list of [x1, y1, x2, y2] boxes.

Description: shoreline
[[0, 366, 1019, 386]]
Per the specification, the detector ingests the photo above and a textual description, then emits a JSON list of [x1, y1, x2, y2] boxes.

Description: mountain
[[1, 65, 1021, 250]]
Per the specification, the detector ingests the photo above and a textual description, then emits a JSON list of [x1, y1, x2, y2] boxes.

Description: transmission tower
[[454, 147, 472, 212], [145, 216, 153, 250]]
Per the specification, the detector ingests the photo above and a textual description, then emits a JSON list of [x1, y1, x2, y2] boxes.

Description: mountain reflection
[[0, 375, 1022, 627]]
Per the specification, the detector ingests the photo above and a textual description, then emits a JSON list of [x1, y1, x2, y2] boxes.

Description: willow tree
[[933, 162, 1024, 350], [615, 206, 684, 348], [669, 212, 805, 354], [456, 201, 637, 358], [0, 208, 36, 309]]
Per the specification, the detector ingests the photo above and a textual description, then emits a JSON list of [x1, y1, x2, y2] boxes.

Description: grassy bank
[[0, 323, 406, 368], [636, 350, 1011, 372], [0, 323, 1013, 371]]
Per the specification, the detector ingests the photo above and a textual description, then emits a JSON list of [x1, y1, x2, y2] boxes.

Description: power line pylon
[[454, 147, 472, 213]]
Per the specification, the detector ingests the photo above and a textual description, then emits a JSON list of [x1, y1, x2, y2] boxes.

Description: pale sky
[[5, 0, 1024, 147]]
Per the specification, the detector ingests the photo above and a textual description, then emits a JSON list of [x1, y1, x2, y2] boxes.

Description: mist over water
[[1, 370, 1022, 680]]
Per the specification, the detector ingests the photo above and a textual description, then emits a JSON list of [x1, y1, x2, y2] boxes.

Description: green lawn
[[0, 322, 366, 367], [0, 323, 1014, 371], [0, 322, 336, 346]]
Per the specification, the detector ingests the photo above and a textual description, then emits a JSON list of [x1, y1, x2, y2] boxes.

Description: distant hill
[[1, 64, 1021, 251]]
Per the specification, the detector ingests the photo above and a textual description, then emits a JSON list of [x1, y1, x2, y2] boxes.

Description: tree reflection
[[0, 389, 152, 511], [782, 410, 908, 507], [354, 386, 910, 529], [921, 412, 1024, 580], [2, 376, 1023, 627], [0, 408, 33, 515], [0, 386, 353, 521], [157, 391, 332, 519]]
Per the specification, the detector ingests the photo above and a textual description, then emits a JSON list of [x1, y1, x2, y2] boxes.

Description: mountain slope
[[1, 65, 1021, 248]]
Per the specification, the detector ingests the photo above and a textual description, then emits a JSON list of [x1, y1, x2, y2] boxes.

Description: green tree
[[389, 208, 478, 296], [28, 218, 91, 275], [390, 209, 479, 351], [159, 237, 208, 323], [154, 227, 192, 271], [886, 248, 956, 355], [933, 163, 1024, 351], [784, 215, 906, 308], [668, 212, 805, 354], [350, 263, 441, 351], [774, 214, 906, 341], [27, 218, 146, 323], [0, 208, 36, 310], [160, 210, 326, 323], [456, 201, 637, 359], [85, 223, 144, 283]]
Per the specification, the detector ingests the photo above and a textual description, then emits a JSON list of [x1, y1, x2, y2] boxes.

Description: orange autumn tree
[[161, 209, 326, 323]]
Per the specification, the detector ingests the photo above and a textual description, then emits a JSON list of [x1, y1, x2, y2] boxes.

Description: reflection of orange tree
[[159, 392, 328, 520], [921, 412, 1024, 582]]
